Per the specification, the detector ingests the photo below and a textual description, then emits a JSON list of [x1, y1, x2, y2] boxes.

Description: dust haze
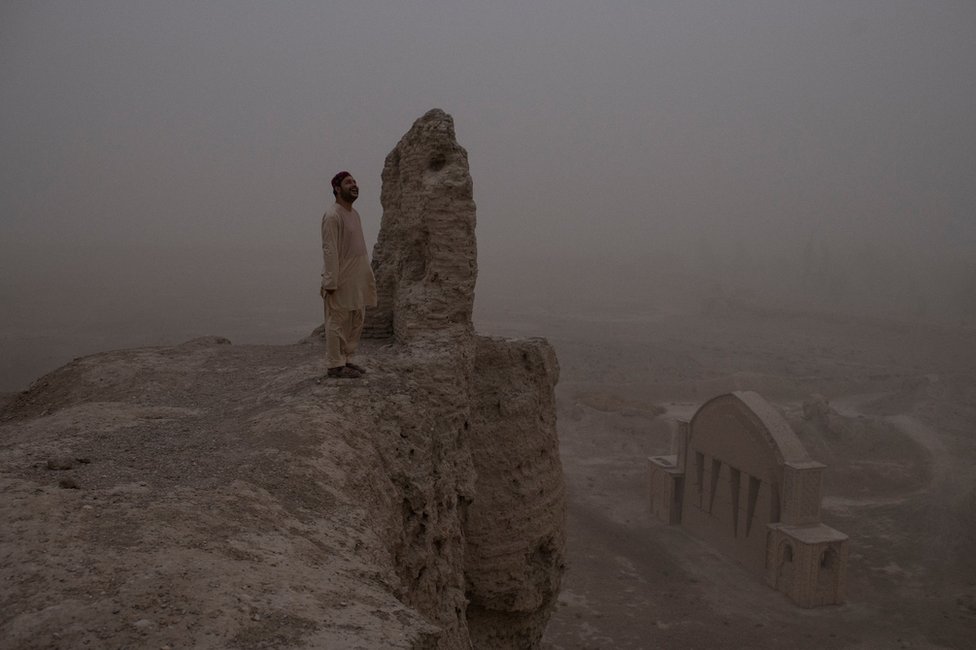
[[3, 2, 976, 647], [2, 1, 974, 390]]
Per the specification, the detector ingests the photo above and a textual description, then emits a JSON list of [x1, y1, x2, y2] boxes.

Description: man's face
[[337, 176, 358, 203]]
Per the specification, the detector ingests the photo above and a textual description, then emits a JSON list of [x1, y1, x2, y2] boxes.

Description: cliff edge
[[0, 110, 566, 649]]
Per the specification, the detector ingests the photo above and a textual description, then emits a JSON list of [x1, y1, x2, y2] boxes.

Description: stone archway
[[818, 546, 839, 589]]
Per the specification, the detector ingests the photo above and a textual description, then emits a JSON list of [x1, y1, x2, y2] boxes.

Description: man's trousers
[[324, 302, 365, 369]]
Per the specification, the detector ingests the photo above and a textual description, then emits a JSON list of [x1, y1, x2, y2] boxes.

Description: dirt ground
[[3, 274, 975, 649], [477, 286, 976, 650]]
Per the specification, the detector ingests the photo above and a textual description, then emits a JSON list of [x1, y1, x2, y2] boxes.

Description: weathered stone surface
[[0, 109, 565, 649], [366, 108, 478, 342], [465, 336, 565, 648]]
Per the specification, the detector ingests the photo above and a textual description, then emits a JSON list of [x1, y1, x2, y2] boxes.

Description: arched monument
[[648, 391, 848, 607]]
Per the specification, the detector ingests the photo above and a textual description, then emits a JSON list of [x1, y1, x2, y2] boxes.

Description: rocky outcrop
[[465, 337, 564, 647], [361, 108, 565, 647], [0, 109, 565, 649], [366, 109, 478, 342]]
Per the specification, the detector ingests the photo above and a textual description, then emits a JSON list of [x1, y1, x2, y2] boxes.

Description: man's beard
[[340, 188, 357, 203]]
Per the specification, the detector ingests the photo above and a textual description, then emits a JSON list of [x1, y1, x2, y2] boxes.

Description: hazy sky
[[4, 1, 975, 251], [2, 1, 975, 387]]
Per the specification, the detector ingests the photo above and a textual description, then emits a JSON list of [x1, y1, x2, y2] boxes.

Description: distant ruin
[[648, 391, 848, 607]]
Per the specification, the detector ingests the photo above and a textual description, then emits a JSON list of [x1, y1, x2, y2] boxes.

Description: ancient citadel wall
[[0, 109, 565, 650], [364, 108, 567, 647], [365, 108, 478, 342], [465, 336, 564, 648]]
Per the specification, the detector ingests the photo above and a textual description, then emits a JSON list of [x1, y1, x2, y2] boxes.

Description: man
[[320, 171, 377, 378]]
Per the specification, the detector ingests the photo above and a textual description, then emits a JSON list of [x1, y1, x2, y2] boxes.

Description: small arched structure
[[648, 391, 848, 607]]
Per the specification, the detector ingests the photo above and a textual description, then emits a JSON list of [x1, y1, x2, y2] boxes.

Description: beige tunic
[[321, 203, 377, 311]]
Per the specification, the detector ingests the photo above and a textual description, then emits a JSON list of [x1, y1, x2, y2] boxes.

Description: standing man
[[321, 171, 377, 378]]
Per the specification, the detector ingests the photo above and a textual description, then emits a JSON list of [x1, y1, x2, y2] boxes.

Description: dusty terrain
[[475, 276, 976, 650], [4, 101, 974, 647], [0, 330, 564, 649], [2, 270, 975, 648], [0, 338, 440, 649]]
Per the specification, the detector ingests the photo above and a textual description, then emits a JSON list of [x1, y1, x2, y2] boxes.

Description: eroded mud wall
[[464, 336, 566, 648]]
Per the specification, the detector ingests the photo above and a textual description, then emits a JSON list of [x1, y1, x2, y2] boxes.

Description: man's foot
[[345, 362, 367, 374], [326, 366, 362, 379]]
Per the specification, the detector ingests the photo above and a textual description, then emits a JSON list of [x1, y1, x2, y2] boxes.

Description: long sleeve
[[320, 204, 376, 309], [321, 213, 340, 291]]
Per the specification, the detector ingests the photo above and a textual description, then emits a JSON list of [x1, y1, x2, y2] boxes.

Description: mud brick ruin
[[0, 109, 566, 649], [648, 390, 848, 607]]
